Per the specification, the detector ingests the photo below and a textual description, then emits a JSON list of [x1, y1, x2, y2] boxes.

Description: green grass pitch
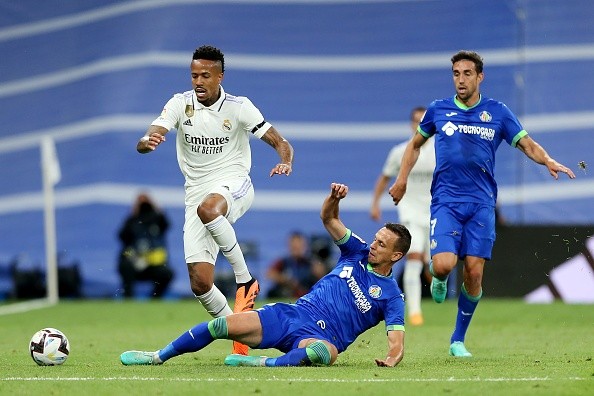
[[1, 299, 592, 395]]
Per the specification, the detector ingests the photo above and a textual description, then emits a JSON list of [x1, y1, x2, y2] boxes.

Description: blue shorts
[[429, 202, 496, 260], [256, 303, 330, 353]]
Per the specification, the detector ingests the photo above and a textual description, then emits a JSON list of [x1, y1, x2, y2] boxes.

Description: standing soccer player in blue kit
[[389, 50, 576, 358], [120, 183, 411, 367]]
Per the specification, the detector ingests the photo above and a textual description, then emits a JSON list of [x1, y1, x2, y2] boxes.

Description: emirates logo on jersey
[[222, 119, 232, 131]]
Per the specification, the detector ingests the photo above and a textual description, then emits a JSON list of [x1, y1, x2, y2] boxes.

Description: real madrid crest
[[222, 119, 232, 131]]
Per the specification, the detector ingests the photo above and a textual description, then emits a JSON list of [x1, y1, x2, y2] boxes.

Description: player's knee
[[430, 258, 455, 278], [207, 317, 228, 339], [197, 194, 227, 223], [463, 265, 484, 286], [305, 341, 333, 366]]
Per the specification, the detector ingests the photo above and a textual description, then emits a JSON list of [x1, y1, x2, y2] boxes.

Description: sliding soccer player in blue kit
[[389, 50, 575, 357], [121, 183, 411, 368]]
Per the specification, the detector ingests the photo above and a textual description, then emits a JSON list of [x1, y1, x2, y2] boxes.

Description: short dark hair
[[384, 223, 411, 256], [451, 50, 483, 74], [192, 45, 225, 72], [410, 106, 426, 121], [288, 230, 306, 240]]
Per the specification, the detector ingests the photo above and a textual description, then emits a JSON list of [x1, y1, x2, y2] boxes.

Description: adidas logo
[[183, 119, 193, 126]]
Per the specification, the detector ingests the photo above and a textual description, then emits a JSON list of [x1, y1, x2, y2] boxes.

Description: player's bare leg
[[198, 193, 259, 355]]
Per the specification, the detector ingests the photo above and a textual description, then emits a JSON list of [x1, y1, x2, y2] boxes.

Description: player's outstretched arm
[[321, 183, 348, 241], [137, 125, 167, 154], [261, 126, 294, 177], [374, 330, 404, 367], [516, 135, 575, 180], [389, 132, 426, 204]]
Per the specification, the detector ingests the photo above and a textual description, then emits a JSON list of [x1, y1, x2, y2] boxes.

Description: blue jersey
[[295, 229, 405, 352], [418, 95, 527, 206]]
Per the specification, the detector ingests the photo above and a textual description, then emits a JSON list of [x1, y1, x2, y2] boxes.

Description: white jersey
[[151, 86, 271, 203], [382, 138, 435, 224]]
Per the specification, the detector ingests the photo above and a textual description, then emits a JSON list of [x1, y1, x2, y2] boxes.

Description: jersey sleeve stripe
[[417, 126, 431, 138], [335, 229, 351, 245], [250, 120, 267, 134], [386, 325, 405, 332], [511, 129, 528, 147]]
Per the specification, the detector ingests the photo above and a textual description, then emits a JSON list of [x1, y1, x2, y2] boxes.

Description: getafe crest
[[368, 285, 382, 299], [479, 111, 492, 122]]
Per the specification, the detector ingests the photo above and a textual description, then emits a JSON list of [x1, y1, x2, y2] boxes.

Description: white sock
[[205, 215, 252, 284], [403, 259, 424, 316], [195, 285, 233, 317]]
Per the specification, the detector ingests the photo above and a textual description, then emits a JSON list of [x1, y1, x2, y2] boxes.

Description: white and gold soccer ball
[[29, 328, 70, 366]]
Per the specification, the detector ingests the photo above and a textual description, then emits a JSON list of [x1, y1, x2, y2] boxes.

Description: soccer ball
[[29, 328, 70, 366]]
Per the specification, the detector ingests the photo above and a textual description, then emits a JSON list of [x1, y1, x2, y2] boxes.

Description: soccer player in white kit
[[136, 45, 294, 355], [370, 107, 434, 326]]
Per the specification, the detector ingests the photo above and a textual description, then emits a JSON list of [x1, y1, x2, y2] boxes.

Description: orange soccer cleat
[[408, 313, 424, 326], [232, 278, 260, 355]]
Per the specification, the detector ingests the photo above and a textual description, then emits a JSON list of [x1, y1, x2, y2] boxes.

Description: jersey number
[[430, 218, 437, 236]]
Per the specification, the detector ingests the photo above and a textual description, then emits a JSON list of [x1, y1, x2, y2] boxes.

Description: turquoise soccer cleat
[[449, 342, 472, 357], [430, 276, 448, 303], [224, 354, 267, 367], [120, 350, 161, 365]]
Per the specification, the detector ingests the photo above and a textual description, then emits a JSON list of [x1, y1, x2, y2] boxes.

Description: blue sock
[[158, 322, 214, 362], [265, 348, 311, 367], [450, 284, 482, 344]]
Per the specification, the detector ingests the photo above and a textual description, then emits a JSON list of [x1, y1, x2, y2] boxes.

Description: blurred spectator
[[266, 231, 327, 299], [117, 193, 174, 298], [309, 234, 335, 272]]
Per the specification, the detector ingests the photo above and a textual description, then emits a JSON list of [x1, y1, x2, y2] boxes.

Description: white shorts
[[401, 220, 430, 257], [183, 176, 255, 264]]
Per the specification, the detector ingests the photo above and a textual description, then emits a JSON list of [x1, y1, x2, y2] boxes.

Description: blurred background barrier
[[488, 226, 593, 301]]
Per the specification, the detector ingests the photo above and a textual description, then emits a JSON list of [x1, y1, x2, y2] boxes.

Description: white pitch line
[[0, 376, 587, 383], [0, 298, 55, 316]]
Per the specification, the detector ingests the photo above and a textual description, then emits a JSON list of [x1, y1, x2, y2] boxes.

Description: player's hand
[[330, 183, 348, 199], [270, 163, 292, 177], [374, 358, 396, 367], [388, 180, 407, 205], [545, 159, 576, 180], [137, 133, 165, 153]]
